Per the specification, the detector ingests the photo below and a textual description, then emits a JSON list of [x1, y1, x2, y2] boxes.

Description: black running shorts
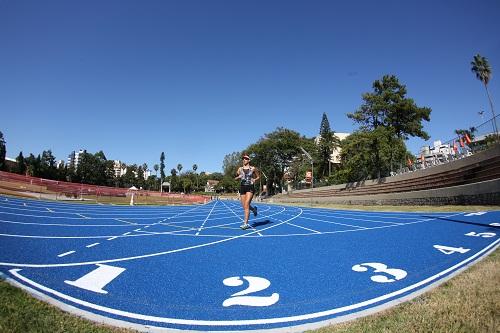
[[239, 184, 255, 194]]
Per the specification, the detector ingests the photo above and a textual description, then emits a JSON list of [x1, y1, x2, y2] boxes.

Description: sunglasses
[[243, 157, 250, 160]]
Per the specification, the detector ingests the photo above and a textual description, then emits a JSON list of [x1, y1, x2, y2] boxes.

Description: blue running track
[[0, 195, 498, 332]]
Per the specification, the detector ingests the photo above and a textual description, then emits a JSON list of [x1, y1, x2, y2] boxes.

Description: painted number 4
[[352, 262, 407, 283], [433, 245, 470, 255], [223, 276, 279, 307]]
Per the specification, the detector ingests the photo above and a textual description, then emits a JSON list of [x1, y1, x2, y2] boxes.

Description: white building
[[67, 149, 86, 169], [114, 160, 151, 179], [329, 132, 350, 165]]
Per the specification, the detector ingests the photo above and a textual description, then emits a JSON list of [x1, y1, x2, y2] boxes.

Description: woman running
[[235, 153, 260, 229]]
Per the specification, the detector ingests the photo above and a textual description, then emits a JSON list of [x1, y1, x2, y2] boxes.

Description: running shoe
[[251, 206, 258, 217], [240, 224, 250, 230]]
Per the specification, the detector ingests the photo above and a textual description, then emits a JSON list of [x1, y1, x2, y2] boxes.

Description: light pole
[[299, 146, 314, 206]]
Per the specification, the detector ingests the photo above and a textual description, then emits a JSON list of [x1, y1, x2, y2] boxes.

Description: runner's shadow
[[421, 216, 499, 229], [251, 220, 272, 228]]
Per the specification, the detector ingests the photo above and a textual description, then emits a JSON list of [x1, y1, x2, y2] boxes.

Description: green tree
[[316, 113, 340, 179], [182, 177, 192, 193], [337, 128, 409, 182], [347, 75, 431, 178], [246, 127, 309, 195], [121, 164, 138, 188], [15, 151, 26, 175], [41, 150, 57, 179], [222, 152, 241, 192], [471, 54, 497, 137], [24, 154, 41, 177], [160, 152, 166, 183], [104, 160, 116, 186], [177, 163, 183, 175], [0, 131, 6, 171], [169, 168, 179, 192]]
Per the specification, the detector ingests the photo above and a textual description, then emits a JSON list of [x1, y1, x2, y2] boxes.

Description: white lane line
[[76, 213, 89, 219], [301, 216, 368, 229], [304, 212, 405, 224], [114, 219, 137, 225], [6, 238, 497, 327], [249, 225, 264, 237], [287, 222, 321, 234], [86, 243, 100, 248], [122, 232, 131, 236], [1, 207, 303, 267], [196, 201, 218, 236], [219, 200, 244, 221], [107, 236, 118, 241], [219, 200, 265, 236], [0, 218, 150, 227], [57, 251, 76, 258], [133, 228, 142, 232], [46, 208, 54, 213]]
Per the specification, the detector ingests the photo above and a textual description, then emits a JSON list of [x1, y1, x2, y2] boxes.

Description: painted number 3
[[223, 276, 279, 307], [352, 262, 407, 283]]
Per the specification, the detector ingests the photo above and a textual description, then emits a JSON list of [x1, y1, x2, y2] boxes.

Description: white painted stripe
[[122, 232, 131, 236], [114, 219, 136, 225], [0, 218, 149, 227], [287, 222, 321, 234], [301, 216, 368, 229], [195, 201, 218, 235], [86, 243, 100, 248], [65, 264, 126, 294], [46, 208, 54, 213], [219, 200, 244, 221], [0, 208, 302, 268], [57, 251, 76, 258], [133, 229, 142, 232], [107, 236, 118, 241], [76, 213, 89, 219], [9, 238, 499, 326]]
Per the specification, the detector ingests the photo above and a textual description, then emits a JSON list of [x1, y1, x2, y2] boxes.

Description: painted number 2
[[223, 276, 279, 307], [352, 262, 407, 283]]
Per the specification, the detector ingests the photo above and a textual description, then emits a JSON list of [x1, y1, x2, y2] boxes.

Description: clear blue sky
[[1, 0, 499, 173]]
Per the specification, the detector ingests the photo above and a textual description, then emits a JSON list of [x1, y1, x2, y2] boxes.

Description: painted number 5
[[223, 276, 279, 307], [352, 262, 407, 283]]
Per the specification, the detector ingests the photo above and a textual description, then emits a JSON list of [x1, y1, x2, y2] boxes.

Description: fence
[[395, 114, 499, 176], [290, 114, 499, 191], [0, 171, 210, 205]]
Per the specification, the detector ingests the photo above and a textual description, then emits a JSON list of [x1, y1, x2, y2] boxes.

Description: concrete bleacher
[[272, 143, 500, 205]]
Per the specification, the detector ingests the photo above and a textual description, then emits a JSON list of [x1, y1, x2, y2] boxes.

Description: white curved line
[[8, 238, 499, 326], [0, 208, 303, 267]]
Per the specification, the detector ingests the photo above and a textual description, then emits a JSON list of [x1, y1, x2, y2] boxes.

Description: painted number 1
[[223, 276, 279, 307]]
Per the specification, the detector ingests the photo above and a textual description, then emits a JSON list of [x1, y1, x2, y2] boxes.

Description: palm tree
[[471, 54, 498, 138], [153, 164, 159, 190], [177, 164, 183, 175], [193, 164, 198, 190]]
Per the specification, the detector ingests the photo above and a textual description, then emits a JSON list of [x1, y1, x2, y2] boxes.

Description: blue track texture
[[0, 195, 498, 332]]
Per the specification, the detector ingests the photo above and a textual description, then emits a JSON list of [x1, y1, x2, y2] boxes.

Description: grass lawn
[[1, 203, 498, 333]]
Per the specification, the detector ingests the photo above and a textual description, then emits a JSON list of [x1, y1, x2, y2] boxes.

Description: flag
[[465, 133, 472, 144]]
